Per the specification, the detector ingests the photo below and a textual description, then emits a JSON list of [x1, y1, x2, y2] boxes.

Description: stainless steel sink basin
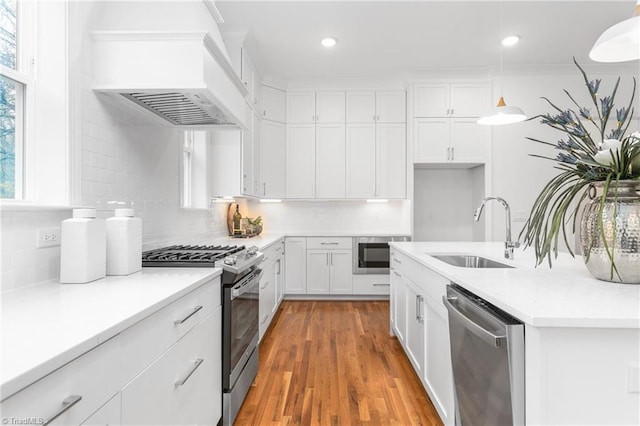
[[429, 254, 514, 269]]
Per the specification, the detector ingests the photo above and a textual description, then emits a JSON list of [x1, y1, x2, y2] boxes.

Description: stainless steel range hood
[[92, 31, 249, 130]]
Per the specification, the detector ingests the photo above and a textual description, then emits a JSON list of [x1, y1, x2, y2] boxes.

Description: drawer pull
[[320, 242, 339, 245], [174, 305, 203, 325], [260, 281, 269, 290], [393, 258, 402, 264], [43, 395, 82, 425], [261, 314, 269, 324], [373, 283, 390, 286], [175, 358, 204, 387]]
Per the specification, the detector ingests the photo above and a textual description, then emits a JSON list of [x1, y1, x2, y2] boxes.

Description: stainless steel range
[[142, 244, 263, 426]]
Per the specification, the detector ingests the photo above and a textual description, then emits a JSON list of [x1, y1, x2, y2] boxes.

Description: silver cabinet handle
[[442, 296, 506, 347], [372, 283, 390, 286], [263, 182, 266, 196], [330, 252, 333, 266], [175, 359, 204, 387], [417, 295, 424, 321], [275, 246, 282, 252], [451, 147, 455, 161], [261, 314, 269, 324], [320, 242, 339, 245], [393, 270, 401, 277], [174, 305, 203, 325], [393, 257, 402, 264], [260, 281, 269, 289], [373, 114, 376, 121], [43, 395, 82, 425], [263, 110, 266, 116], [415, 295, 420, 321]]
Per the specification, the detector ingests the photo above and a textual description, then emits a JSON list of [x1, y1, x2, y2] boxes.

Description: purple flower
[[588, 79, 601, 94]]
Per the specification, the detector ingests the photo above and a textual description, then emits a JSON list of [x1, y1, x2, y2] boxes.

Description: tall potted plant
[[520, 59, 640, 283]]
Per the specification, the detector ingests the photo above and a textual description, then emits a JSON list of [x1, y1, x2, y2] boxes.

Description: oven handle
[[231, 269, 263, 299]]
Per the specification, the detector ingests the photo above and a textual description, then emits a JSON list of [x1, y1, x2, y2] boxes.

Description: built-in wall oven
[[353, 236, 410, 274]]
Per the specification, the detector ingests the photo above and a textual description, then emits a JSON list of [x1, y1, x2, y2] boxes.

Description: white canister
[[106, 208, 142, 276], [60, 208, 106, 284]]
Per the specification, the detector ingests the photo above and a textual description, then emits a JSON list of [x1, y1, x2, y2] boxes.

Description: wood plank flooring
[[234, 300, 443, 425]]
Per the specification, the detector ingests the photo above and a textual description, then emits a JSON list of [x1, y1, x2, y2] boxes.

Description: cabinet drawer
[[391, 250, 421, 284], [352, 274, 390, 295], [121, 309, 221, 425], [0, 335, 123, 426], [421, 265, 450, 310], [120, 278, 220, 384], [306, 237, 352, 250]]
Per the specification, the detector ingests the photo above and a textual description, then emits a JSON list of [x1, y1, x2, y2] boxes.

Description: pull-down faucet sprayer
[[474, 196, 520, 260]]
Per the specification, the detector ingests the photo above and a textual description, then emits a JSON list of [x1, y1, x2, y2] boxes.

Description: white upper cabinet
[[260, 120, 286, 198], [315, 123, 346, 198], [346, 90, 406, 123], [376, 123, 406, 198], [241, 48, 259, 108], [413, 83, 487, 117], [414, 117, 488, 164], [285, 123, 316, 198], [287, 91, 346, 123], [287, 91, 316, 123], [261, 85, 286, 123], [346, 124, 376, 198]]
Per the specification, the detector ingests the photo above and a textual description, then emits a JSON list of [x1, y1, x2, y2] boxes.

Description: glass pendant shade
[[589, 2, 640, 63], [477, 97, 527, 125]]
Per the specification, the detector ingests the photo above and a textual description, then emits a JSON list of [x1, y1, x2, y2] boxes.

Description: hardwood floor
[[235, 300, 443, 425]]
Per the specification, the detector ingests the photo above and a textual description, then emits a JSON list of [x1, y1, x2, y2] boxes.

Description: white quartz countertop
[[389, 242, 640, 328], [0, 268, 221, 400]]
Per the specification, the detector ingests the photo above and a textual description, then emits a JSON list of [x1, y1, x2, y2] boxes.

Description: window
[[0, 0, 26, 199], [182, 132, 194, 208], [181, 130, 209, 209]]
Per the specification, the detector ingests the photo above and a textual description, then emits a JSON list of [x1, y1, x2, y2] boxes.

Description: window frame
[[0, 0, 36, 201]]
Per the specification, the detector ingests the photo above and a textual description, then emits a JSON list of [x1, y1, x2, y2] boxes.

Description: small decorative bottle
[[233, 204, 242, 235], [60, 208, 106, 283], [106, 208, 142, 275]]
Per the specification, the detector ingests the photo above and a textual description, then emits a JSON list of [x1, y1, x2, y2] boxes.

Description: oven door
[[353, 237, 392, 274], [222, 267, 261, 391]]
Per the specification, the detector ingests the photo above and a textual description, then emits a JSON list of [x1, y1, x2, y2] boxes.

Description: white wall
[[246, 199, 411, 235]]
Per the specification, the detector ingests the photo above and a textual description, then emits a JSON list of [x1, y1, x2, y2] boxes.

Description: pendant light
[[477, 2, 526, 126], [589, 0, 640, 63]]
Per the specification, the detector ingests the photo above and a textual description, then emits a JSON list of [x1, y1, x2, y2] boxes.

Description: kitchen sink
[[428, 254, 514, 269]]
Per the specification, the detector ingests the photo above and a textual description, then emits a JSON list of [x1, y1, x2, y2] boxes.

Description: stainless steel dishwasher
[[443, 284, 525, 426]]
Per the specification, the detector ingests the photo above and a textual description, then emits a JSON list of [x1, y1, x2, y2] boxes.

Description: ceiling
[[216, 0, 638, 82]]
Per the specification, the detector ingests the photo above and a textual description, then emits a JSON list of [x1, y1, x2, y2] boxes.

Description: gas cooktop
[[141, 244, 246, 267]]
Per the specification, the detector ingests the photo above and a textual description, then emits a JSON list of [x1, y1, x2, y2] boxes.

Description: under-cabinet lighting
[[260, 199, 282, 203], [501, 35, 520, 47], [212, 196, 236, 203], [366, 199, 388, 203]]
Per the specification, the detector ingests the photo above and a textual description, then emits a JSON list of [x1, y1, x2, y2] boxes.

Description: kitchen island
[[389, 241, 640, 425]]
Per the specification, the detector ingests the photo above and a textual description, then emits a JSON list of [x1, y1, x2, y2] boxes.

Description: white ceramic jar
[[106, 208, 142, 275], [60, 208, 106, 283]]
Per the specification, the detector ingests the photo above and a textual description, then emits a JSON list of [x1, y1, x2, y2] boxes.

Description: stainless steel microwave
[[352, 236, 410, 274]]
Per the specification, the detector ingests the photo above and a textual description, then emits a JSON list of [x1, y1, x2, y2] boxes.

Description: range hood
[[92, 31, 249, 129]]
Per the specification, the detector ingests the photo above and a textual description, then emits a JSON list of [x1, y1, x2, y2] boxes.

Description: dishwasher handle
[[443, 296, 506, 348]]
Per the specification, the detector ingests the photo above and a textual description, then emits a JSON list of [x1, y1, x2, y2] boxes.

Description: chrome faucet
[[473, 196, 520, 260]]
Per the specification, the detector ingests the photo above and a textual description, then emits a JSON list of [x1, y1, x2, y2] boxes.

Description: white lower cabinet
[[259, 239, 285, 340], [404, 278, 425, 378], [0, 277, 222, 426], [306, 237, 353, 295], [284, 237, 307, 294], [389, 248, 455, 425], [121, 309, 221, 425]]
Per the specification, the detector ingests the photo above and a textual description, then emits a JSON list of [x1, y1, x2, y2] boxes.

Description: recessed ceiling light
[[321, 37, 337, 48], [502, 35, 520, 47]]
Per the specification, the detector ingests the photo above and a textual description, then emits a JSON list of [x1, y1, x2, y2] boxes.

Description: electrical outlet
[[37, 227, 61, 248], [513, 211, 529, 223]]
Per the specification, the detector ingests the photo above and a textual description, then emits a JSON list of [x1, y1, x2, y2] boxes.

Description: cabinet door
[[121, 310, 221, 425], [450, 118, 487, 163], [284, 237, 306, 294], [261, 120, 286, 198], [286, 124, 316, 198], [316, 91, 346, 123], [346, 91, 376, 123], [390, 268, 406, 343], [240, 48, 255, 103], [287, 91, 316, 123], [345, 123, 376, 198], [316, 123, 346, 198], [329, 250, 353, 294], [404, 279, 425, 378], [252, 112, 262, 196], [259, 255, 276, 340], [425, 301, 455, 425], [306, 250, 331, 294], [376, 123, 406, 199], [261, 85, 286, 122], [241, 119, 254, 195], [413, 118, 449, 163], [413, 84, 449, 117], [376, 91, 406, 123], [450, 83, 487, 117]]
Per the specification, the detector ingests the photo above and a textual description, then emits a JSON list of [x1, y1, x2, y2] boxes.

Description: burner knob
[[247, 246, 258, 256], [223, 256, 237, 266]]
